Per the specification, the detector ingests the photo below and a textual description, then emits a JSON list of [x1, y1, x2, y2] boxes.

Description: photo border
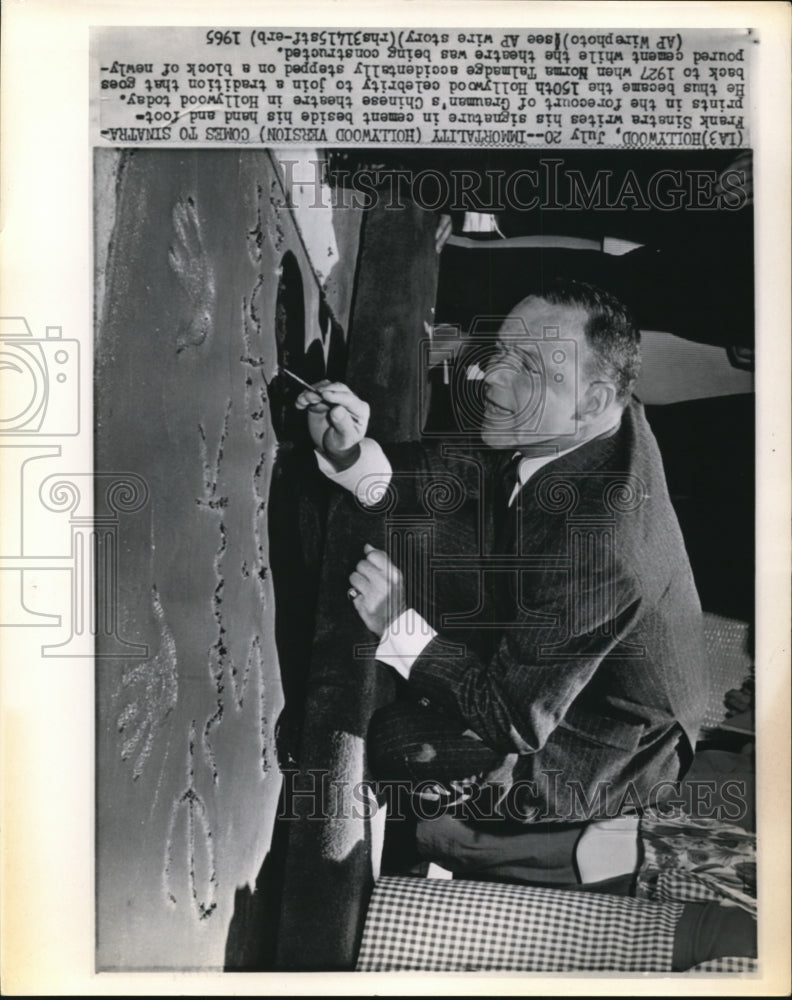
[[1, 1, 789, 994]]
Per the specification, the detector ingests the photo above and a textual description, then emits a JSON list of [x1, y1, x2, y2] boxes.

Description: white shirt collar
[[508, 416, 622, 506], [508, 449, 574, 506]]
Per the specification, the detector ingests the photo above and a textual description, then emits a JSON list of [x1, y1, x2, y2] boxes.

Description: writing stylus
[[278, 365, 316, 392]]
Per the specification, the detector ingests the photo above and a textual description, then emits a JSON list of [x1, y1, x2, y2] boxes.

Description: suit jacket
[[380, 399, 710, 821]]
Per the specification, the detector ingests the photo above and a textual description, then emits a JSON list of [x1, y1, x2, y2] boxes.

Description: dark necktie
[[491, 451, 523, 554], [478, 452, 523, 657]]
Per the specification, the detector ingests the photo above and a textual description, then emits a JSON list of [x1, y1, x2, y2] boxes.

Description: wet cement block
[[94, 149, 361, 970]]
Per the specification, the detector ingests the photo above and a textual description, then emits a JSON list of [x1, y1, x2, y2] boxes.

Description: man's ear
[[580, 380, 616, 419]]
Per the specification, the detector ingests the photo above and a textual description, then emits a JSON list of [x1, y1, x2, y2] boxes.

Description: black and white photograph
[[93, 141, 759, 974], [1, 2, 790, 994]]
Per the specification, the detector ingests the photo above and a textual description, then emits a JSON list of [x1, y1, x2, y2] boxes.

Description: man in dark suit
[[296, 280, 709, 823]]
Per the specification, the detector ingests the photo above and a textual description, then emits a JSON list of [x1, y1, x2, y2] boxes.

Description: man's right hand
[[295, 380, 370, 471]]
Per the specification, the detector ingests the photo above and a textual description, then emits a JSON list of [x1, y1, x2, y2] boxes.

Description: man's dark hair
[[541, 279, 641, 402]]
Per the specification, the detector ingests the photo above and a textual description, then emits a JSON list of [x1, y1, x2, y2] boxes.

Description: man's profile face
[[480, 296, 592, 451]]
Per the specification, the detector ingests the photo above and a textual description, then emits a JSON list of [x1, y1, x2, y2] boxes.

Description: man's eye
[[522, 358, 541, 375]]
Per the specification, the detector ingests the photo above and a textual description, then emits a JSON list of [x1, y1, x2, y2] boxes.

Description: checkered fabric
[[356, 875, 682, 972], [687, 956, 758, 973]]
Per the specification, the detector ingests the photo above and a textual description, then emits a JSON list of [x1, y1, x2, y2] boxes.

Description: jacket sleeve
[[379, 441, 488, 513], [408, 556, 643, 755]]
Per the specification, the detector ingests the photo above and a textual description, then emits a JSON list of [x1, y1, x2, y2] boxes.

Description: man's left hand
[[348, 544, 406, 638]]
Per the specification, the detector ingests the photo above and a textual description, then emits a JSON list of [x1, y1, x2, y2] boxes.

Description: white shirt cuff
[[314, 438, 392, 507], [375, 609, 437, 680]]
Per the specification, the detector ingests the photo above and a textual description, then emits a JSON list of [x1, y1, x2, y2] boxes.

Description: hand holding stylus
[[292, 374, 370, 470]]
